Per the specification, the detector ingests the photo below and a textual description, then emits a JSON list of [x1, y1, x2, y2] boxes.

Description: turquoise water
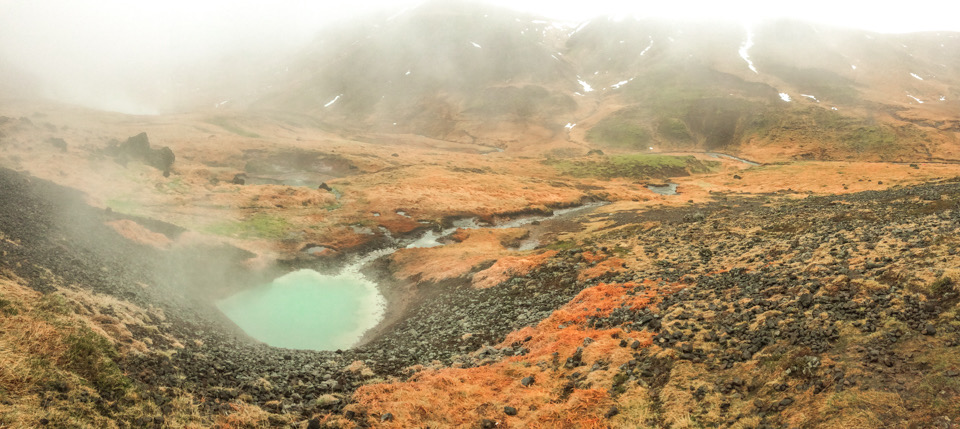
[[216, 269, 385, 350]]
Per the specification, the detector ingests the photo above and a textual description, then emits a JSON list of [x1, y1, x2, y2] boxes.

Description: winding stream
[[217, 202, 605, 351], [705, 152, 760, 166]]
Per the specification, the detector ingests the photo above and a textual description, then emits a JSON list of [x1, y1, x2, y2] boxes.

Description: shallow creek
[[217, 202, 605, 350]]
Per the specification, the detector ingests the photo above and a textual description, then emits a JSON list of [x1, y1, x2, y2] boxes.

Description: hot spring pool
[[216, 269, 385, 350]]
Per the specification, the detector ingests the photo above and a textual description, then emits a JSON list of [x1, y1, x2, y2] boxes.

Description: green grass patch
[[543, 240, 578, 251], [586, 111, 651, 149], [36, 293, 72, 317], [105, 197, 140, 215], [547, 154, 717, 180], [745, 106, 920, 157], [587, 121, 651, 149], [656, 117, 693, 142], [205, 214, 292, 239], [929, 276, 955, 296], [63, 329, 130, 400], [0, 297, 18, 316], [157, 177, 189, 195]]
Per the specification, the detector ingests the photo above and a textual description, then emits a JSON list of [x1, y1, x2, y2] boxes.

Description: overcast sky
[[1, 0, 956, 113]]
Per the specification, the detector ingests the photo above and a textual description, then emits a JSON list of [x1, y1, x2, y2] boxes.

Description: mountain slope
[[245, 4, 958, 161]]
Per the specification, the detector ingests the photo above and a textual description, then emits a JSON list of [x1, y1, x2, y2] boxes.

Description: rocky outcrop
[[107, 132, 176, 175]]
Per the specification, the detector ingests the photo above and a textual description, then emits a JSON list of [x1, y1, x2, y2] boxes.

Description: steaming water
[[217, 269, 384, 351], [647, 183, 678, 195], [219, 202, 604, 350], [406, 202, 606, 248]]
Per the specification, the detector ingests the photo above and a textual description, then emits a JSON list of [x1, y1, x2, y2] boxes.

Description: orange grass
[[472, 251, 557, 289], [390, 228, 528, 282], [350, 280, 682, 428], [578, 257, 627, 281]]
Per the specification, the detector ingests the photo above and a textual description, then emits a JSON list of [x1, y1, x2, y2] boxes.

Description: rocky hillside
[[339, 177, 960, 428], [237, 2, 960, 160]]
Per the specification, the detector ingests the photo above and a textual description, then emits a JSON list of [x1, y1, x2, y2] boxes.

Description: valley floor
[[0, 102, 959, 428]]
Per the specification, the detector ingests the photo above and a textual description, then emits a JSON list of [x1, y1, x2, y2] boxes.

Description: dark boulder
[[109, 132, 176, 174], [799, 293, 813, 308], [120, 132, 152, 159], [147, 146, 175, 173], [604, 406, 619, 418]]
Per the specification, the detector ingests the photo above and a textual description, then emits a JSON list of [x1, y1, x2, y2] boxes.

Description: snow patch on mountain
[[640, 38, 653, 56], [739, 27, 759, 74], [324, 95, 342, 108], [577, 77, 594, 92], [611, 78, 634, 89]]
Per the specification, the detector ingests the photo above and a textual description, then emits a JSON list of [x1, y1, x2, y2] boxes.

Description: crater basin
[[216, 269, 385, 350]]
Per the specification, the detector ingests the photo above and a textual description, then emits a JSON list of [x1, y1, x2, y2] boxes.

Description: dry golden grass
[[578, 257, 627, 281], [472, 250, 557, 289], [611, 388, 654, 428], [804, 390, 906, 428], [106, 219, 173, 248], [390, 228, 529, 282], [0, 274, 215, 428], [213, 402, 275, 428]]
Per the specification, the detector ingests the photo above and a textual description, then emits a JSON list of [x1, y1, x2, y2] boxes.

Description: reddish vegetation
[[578, 256, 628, 281], [389, 228, 529, 283], [347, 280, 679, 428], [106, 220, 172, 249], [471, 251, 557, 289]]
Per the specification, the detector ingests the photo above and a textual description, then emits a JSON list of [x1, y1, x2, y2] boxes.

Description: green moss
[[105, 197, 139, 215], [158, 177, 188, 194], [930, 276, 955, 296], [205, 214, 292, 239], [656, 118, 692, 142], [586, 114, 652, 149], [36, 293, 72, 317], [543, 240, 577, 251], [63, 329, 129, 400], [841, 126, 897, 153], [548, 154, 717, 180], [746, 106, 919, 158], [0, 297, 17, 316]]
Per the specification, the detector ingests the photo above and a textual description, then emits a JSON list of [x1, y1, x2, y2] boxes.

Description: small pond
[[216, 269, 385, 350], [647, 183, 679, 195]]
